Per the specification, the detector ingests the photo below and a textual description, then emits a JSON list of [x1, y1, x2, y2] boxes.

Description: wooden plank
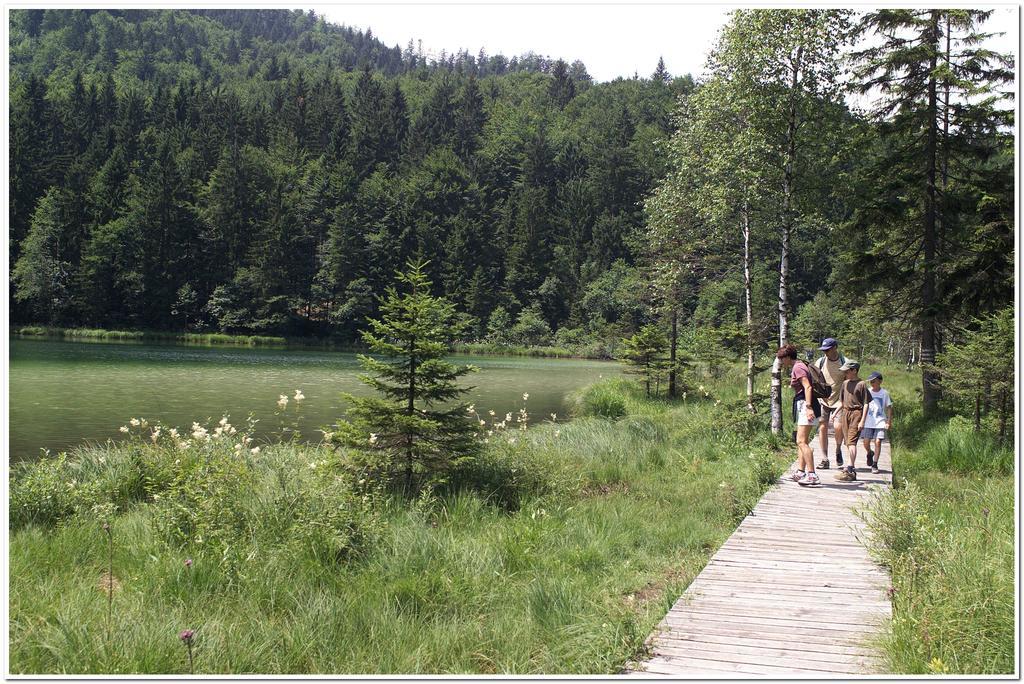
[[676, 590, 890, 611], [650, 622, 872, 648], [639, 654, 865, 676], [660, 610, 871, 634], [687, 575, 885, 595], [649, 635, 879, 664], [649, 629, 877, 657], [665, 602, 886, 626], [650, 643, 875, 674]]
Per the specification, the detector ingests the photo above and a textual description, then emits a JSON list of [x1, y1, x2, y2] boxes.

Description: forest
[[9, 8, 690, 353]]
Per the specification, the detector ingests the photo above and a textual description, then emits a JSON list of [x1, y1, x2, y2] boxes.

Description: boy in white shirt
[[861, 371, 893, 474]]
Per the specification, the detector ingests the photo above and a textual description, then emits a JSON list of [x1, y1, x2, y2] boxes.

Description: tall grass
[[857, 367, 1015, 675], [9, 374, 786, 674]]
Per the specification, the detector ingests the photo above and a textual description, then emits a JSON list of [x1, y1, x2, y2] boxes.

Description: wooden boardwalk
[[629, 429, 893, 677]]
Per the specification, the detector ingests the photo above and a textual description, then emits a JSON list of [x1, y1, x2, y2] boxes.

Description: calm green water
[[9, 337, 618, 463]]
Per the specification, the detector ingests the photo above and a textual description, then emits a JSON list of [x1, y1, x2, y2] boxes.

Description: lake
[[8, 337, 619, 463]]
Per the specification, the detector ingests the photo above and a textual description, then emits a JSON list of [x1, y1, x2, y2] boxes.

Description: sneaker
[[836, 449, 844, 467], [797, 472, 821, 486], [834, 467, 856, 482], [866, 450, 875, 467], [791, 469, 805, 482], [871, 465, 880, 474], [817, 458, 830, 469]]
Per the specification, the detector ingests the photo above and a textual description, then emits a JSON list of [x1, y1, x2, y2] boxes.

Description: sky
[[312, 3, 1019, 84]]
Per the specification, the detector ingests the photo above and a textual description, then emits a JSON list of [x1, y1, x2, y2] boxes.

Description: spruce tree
[[620, 324, 669, 397], [849, 9, 1013, 416], [335, 260, 479, 493]]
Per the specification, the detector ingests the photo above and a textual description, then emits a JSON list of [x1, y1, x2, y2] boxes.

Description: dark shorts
[[840, 410, 863, 446]]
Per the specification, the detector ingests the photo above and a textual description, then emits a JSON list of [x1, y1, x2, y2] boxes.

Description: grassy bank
[[13, 326, 297, 348], [857, 368, 1014, 675], [12, 326, 610, 359], [9, 371, 786, 674]]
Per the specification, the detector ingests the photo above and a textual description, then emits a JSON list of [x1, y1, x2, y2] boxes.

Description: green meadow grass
[[9, 372, 786, 674], [857, 365, 1015, 675]]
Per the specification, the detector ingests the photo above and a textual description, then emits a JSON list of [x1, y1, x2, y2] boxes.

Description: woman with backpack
[[776, 343, 827, 486]]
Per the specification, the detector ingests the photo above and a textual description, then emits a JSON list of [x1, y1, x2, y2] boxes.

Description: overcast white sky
[[312, 3, 1019, 83]]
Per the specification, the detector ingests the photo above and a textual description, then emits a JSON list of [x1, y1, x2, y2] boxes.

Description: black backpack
[[799, 361, 832, 401]]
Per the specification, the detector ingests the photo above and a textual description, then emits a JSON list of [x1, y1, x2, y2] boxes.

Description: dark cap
[[868, 371, 883, 382], [819, 337, 838, 351]]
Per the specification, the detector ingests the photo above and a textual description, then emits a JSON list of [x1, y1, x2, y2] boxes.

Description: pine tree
[[652, 56, 670, 84], [335, 260, 479, 493], [849, 9, 1013, 415], [548, 59, 576, 108], [620, 324, 669, 397]]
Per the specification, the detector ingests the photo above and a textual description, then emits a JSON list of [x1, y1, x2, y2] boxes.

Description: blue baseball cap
[[819, 337, 838, 351]]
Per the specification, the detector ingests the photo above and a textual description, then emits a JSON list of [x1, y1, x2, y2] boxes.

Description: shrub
[[10, 453, 106, 528]]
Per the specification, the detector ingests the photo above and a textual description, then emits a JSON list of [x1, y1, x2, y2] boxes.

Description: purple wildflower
[[887, 585, 897, 600], [179, 629, 194, 643], [185, 558, 193, 569]]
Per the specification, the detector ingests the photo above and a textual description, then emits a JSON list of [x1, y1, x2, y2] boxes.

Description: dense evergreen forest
[[9, 8, 692, 349], [8, 9, 1014, 403]]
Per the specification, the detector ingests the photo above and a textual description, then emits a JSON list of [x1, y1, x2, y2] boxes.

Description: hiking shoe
[[866, 450, 875, 467], [797, 472, 821, 486], [791, 469, 805, 482], [817, 458, 830, 469], [871, 465, 880, 474], [836, 450, 844, 466], [834, 468, 856, 482]]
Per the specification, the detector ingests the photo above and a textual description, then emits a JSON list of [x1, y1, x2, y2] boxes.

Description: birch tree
[[708, 9, 851, 433]]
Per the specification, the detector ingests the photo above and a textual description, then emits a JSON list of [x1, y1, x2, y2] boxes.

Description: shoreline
[[11, 326, 614, 360]]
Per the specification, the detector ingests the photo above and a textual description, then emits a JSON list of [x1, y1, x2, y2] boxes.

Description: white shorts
[[796, 399, 819, 426]]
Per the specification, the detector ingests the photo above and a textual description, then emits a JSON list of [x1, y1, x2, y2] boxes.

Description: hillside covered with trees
[[9, 8, 692, 350]]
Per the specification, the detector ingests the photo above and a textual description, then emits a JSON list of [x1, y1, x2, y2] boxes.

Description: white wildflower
[[294, 389, 305, 402], [219, 416, 229, 427], [466, 405, 475, 413], [119, 426, 130, 433], [550, 413, 557, 421], [151, 428, 161, 443], [479, 419, 486, 426], [369, 433, 379, 445], [191, 422, 208, 441], [251, 446, 261, 455], [488, 410, 495, 416], [129, 418, 140, 427], [277, 394, 289, 409], [505, 412, 513, 422], [522, 393, 529, 401], [169, 428, 180, 440], [234, 443, 243, 452]]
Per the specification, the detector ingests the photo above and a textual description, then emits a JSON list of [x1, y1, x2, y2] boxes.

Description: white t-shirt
[[865, 388, 892, 429]]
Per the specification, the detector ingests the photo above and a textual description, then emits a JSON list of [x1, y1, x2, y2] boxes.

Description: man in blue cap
[[814, 337, 847, 469]]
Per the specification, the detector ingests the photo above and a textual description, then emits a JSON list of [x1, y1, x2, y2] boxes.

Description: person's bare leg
[[833, 414, 845, 463], [817, 407, 829, 461], [797, 424, 815, 474], [874, 438, 883, 468]]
